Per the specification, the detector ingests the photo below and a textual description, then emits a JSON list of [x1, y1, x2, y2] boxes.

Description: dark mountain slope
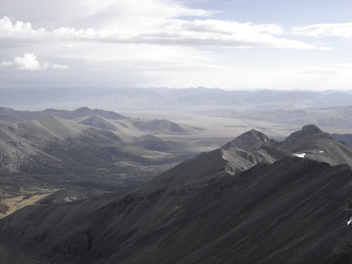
[[1, 157, 352, 264], [175, 159, 352, 264]]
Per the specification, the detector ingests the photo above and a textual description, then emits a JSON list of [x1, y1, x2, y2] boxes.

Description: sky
[[0, 0, 351, 90]]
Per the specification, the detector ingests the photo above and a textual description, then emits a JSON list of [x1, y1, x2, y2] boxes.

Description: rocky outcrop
[[221, 125, 352, 175]]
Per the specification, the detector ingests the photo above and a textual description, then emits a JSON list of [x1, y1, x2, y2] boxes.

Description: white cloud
[[251, 24, 284, 35], [0, 16, 46, 39], [52, 64, 70, 70], [14, 53, 41, 70], [1, 61, 13, 66], [299, 63, 352, 76], [0, 16, 318, 49], [0, 0, 213, 31], [333, 63, 352, 70], [292, 22, 352, 39], [1, 53, 70, 71], [141, 19, 312, 49]]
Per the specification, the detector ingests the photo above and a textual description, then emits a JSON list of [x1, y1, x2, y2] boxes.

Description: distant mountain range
[[1, 125, 352, 263], [0, 107, 196, 135], [201, 105, 352, 130], [0, 107, 126, 122], [1, 87, 352, 109], [332, 133, 352, 149]]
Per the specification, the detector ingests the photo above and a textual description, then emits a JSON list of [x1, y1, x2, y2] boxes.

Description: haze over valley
[[0, 94, 352, 218]]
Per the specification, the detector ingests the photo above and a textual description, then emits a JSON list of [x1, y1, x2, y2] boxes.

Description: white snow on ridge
[[293, 153, 306, 158], [347, 217, 352, 226]]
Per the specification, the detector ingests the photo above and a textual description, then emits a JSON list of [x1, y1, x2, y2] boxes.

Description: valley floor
[[0, 188, 57, 218]]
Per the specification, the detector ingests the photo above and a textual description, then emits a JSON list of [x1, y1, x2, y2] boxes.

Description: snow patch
[[63, 196, 78, 202], [293, 153, 306, 158], [347, 217, 352, 225]]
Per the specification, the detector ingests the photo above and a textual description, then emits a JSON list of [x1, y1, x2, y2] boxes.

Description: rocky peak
[[223, 129, 276, 151], [282, 124, 328, 146], [301, 124, 324, 135]]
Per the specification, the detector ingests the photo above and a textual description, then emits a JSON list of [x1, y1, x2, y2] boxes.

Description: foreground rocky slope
[[1, 125, 352, 263]]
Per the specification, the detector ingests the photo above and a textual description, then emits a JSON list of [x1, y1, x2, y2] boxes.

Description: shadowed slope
[[0, 157, 352, 264]]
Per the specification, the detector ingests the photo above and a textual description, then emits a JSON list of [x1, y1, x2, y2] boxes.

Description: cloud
[[292, 22, 352, 38], [0, 0, 350, 91], [0, 0, 213, 31], [133, 19, 313, 49], [299, 63, 352, 76], [0, 16, 319, 49], [14, 53, 41, 70], [1, 61, 13, 67], [1, 53, 70, 71], [52, 64, 70, 70], [0, 16, 46, 39]]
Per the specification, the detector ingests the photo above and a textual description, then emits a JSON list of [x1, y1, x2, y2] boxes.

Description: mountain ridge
[[1, 125, 352, 263], [220, 124, 352, 175], [0, 107, 126, 122]]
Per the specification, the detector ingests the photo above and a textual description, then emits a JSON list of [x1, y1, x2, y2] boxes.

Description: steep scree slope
[[0, 157, 352, 264]]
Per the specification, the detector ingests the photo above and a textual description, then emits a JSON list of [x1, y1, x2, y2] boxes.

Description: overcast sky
[[1, 0, 351, 90]]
